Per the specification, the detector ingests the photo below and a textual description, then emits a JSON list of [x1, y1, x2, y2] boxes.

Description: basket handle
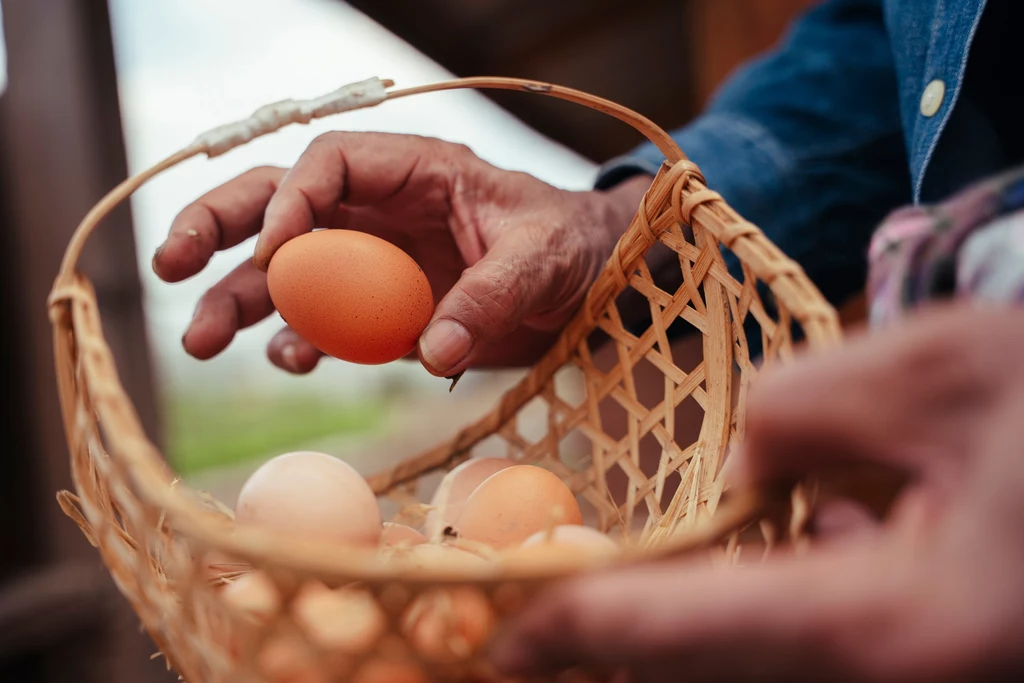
[[46, 75, 838, 578], [50, 75, 684, 293]]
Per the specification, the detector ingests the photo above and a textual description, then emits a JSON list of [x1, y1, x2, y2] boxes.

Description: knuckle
[[309, 131, 344, 149], [900, 319, 974, 374], [243, 165, 285, 180], [171, 204, 218, 247], [456, 262, 524, 334], [195, 284, 225, 310], [522, 220, 556, 251], [543, 223, 586, 278], [895, 305, 1015, 376], [442, 140, 474, 158], [743, 367, 795, 431], [439, 140, 483, 170], [890, 314, 995, 404], [525, 222, 582, 301]]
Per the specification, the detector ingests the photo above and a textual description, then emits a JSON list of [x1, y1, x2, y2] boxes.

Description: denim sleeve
[[597, 0, 912, 353]]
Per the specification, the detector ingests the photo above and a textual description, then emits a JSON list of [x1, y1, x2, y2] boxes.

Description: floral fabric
[[868, 165, 1024, 326]]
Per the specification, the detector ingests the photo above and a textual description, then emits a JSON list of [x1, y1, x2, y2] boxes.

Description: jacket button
[[920, 79, 946, 117]]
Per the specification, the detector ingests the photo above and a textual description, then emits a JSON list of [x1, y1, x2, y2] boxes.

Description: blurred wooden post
[[0, 0, 171, 681], [342, 0, 823, 163], [685, 0, 821, 109], [342, 0, 697, 161]]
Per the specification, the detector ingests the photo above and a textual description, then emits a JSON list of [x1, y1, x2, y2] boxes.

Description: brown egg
[[258, 634, 329, 683], [256, 582, 387, 682], [425, 458, 516, 537], [381, 523, 427, 548], [351, 659, 426, 683], [520, 525, 620, 555], [235, 451, 382, 546], [456, 466, 583, 549], [404, 588, 495, 662], [219, 571, 281, 660], [267, 229, 434, 365], [221, 570, 281, 621], [291, 581, 385, 654]]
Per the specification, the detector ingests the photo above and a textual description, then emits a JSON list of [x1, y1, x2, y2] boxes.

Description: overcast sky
[[91, 0, 597, 397]]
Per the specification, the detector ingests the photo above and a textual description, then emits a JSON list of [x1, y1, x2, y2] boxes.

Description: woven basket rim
[[48, 76, 839, 584]]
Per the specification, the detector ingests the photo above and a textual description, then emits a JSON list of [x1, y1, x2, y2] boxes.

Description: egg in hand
[[267, 230, 434, 365]]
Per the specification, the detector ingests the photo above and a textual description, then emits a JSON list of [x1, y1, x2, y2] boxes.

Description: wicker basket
[[48, 77, 841, 683]]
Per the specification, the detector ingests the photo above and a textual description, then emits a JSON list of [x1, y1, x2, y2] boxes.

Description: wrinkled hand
[[153, 132, 649, 376], [492, 304, 1024, 683]]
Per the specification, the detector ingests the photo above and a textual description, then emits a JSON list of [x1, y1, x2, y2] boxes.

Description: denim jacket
[[597, 0, 1016, 329]]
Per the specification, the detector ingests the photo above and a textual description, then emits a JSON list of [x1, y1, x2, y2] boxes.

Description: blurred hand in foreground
[[492, 304, 1024, 683], [152, 133, 650, 377]]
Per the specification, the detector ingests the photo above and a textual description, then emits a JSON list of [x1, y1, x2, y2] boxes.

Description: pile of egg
[[207, 452, 622, 682]]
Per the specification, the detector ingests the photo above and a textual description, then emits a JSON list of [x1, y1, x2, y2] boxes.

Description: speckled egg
[[267, 230, 434, 365], [424, 457, 516, 538], [456, 465, 584, 549]]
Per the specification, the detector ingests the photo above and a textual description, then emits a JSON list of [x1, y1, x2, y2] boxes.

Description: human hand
[[152, 133, 650, 377], [492, 304, 1024, 683]]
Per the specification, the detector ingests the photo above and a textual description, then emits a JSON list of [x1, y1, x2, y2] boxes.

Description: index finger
[[491, 547, 901, 681], [154, 166, 285, 282], [736, 308, 989, 491], [252, 131, 458, 270]]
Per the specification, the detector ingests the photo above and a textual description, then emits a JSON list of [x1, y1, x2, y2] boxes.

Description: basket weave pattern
[[48, 77, 841, 682]]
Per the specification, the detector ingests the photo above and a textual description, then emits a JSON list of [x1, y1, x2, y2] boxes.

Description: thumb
[[491, 548, 904, 682], [732, 315, 976, 492], [417, 229, 574, 377]]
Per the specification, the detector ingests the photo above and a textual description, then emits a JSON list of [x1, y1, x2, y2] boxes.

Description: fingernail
[[253, 230, 270, 270], [152, 245, 164, 272], [281, 344, 300, 373], [252, 250, 268, 272], [189, 298, 205, 325], [447, 370, 465, 392], [253, 202, 281, 269], [420, 319, 472, 374]]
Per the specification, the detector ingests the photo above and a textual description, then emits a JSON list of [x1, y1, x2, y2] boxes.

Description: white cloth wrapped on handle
[[192, 77, 390, 157]]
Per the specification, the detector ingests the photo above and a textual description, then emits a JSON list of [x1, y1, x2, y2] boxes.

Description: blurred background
[[0, 0, 816, 680]]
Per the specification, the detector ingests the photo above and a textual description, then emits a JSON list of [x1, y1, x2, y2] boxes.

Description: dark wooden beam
[[345, 0, 696, 162], [687, 0, 820, 109], [343, 0, 820, 163], [0, 563, 110, 662], [0, 0, 171, 681]]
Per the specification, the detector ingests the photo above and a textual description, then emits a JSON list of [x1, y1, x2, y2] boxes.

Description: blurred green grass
[[165, 392, 385, 474]]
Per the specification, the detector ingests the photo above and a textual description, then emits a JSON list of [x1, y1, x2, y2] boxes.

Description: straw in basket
[[48, 76, 842, 682]]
